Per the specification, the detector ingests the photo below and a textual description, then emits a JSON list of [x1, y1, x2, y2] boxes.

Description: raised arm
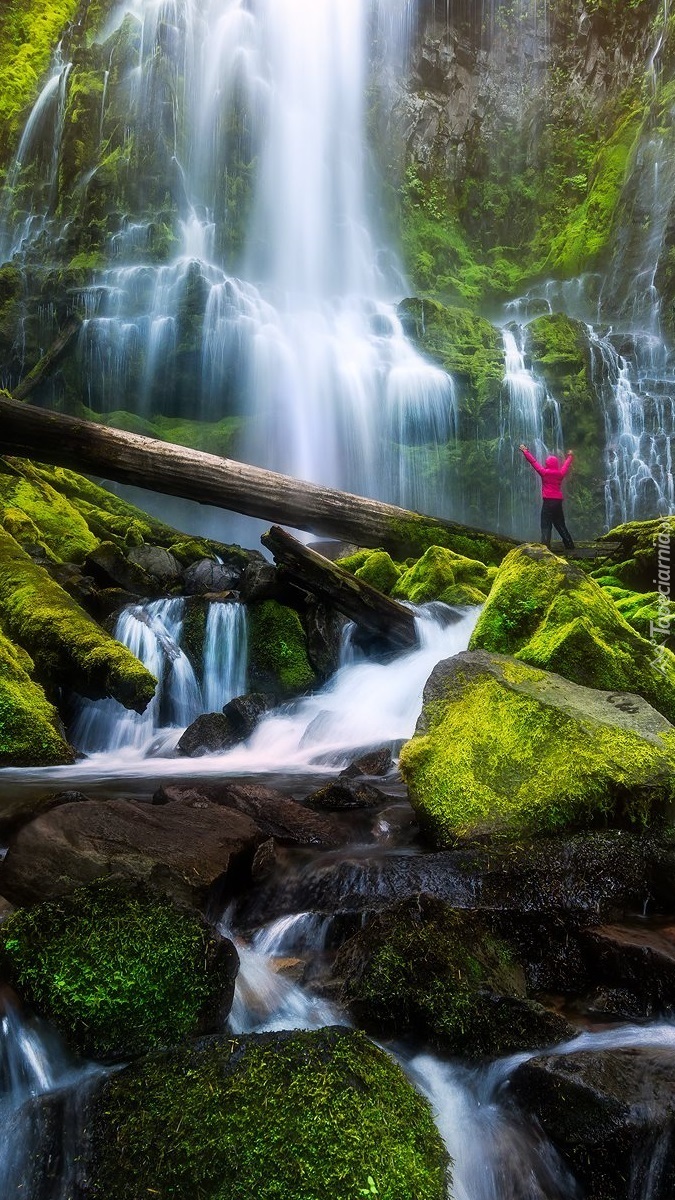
[[560, 452, 574, 476], [519, 444, 544, 477]]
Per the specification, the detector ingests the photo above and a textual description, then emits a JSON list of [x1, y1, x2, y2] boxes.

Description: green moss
[[392, 545, 489, 606], [87, 1027, 449, 1200], [336, 898, 564, 1057], [548, 107, 643, 275], [336, 548, 375, 574], [470, 544, 675, 721], [599, 516, 675, 590], [400, 652, 675, 843], [0, 619, 73, 766], [0, 882, 233, 1059], [0, 524, 156, 710], [248, 600, 316, 696], [385, 514, 510, 566], [354, 550, 402, 594], [0, 0, 80, 164], [169, 538, 216, 567], [0, 459, 98, 563], [399, 297, 504, 419]]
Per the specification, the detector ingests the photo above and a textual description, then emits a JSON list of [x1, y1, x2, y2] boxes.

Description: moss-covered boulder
[[0, 882, 238, 1060], [0, 622, 73, 767], [469, 544, 675, 723], [355, 549, 402, 593], [85, 1027, 449, 1199], [334, 896, 570, 1057], [0, 525, 156, 710], [392, 545, 490, 606], [598, 516, 675, 591], [0, 458, 99, 562], [400, 650, 675, 843], [248, 599, 317, 696]]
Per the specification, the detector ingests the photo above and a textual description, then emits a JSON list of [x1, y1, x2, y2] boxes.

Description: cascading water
[[499, 328, 565, 534], [71, 597, 247, 757]]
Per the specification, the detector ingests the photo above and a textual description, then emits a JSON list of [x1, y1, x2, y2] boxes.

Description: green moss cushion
[[0, 622, 73, 766], [469, 544, 675, 722], [0, 882, 237, 1059], [85, 1028, 449, 1200], [400, 650, 675, 843], [248, 599, 317, 695]]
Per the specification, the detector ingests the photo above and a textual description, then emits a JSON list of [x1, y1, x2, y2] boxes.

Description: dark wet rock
[[183, 559, 242, 595], [0, 788, 91, 838], [509, 1046, 675, 1199], [580, 922, 675, 1011], [153, 781, 343, 848], [304, 600, 345, 680], [0, 895, 14, 922], [0, 796, 264, 909], [94, 587, 141, 619], [332, 896, 573, 1057], [341, 747, 393, 777], [46, 561, 99, 607], [305, 780, 390, 811], [176, 712, 238, 756], [127, 544, 182, 584], [84, 541, 155, 594], [581, 987, 647, 1022], [221, 692, 276, 738], [239, 557, 278, 603], [251, 838, 278, 882]]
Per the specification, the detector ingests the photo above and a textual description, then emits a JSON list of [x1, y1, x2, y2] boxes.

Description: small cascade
[[72, 599, 201, 756], [202, 601, 248, 712], [0, 1003, 98, 1199], [588, 328, 675, 526], [499, 327, 565, 535]]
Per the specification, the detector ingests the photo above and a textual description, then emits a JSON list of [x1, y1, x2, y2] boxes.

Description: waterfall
[[202, 600, 248, 712], [71, 598, 247, 757], [2, 0, 455, 519]]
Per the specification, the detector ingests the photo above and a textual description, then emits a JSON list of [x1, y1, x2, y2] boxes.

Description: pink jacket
[[522, 449, 573, 500]]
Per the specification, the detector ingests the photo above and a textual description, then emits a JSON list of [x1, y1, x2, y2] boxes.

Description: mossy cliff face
[[380, 0, 660, 304], [400, 649, 675, 843], [335, 896, 568, 1057], [85, 1028, 449, 1200], [0, 881, 237, 1059], [470, 544, 675, 723], [0, 0, 80, 164]]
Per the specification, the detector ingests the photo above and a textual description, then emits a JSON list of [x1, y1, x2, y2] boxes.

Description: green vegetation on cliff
[[0, 0, 80, 164], [87, 1028, 449, 1200], [0, 882, 234, 1059]]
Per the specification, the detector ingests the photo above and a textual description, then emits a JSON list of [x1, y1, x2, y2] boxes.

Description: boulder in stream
[[176, 712, 238, 755], [510, 1044, 675, 1199], [83, 1028, 449, 1199], [469, 543, 675, 723], [333, 896, 572, 1057], [400, 650, 675, 843], [0, 795, 265, 908], [154, 781, 344, 848], [0, 880, 238, 1060]]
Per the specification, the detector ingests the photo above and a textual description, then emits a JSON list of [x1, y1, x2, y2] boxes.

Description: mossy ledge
[[0, 620, 73, 766], [85, 1027, 450, 1200], [0, 524, 156, 710], [0, 881, 237, 1059]]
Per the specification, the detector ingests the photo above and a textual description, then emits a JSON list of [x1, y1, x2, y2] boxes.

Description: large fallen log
[[0, 396, 516, 561], [262, 525, 418, 651]]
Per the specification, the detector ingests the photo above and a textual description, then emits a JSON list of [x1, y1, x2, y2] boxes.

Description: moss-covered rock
[[0, 0, 80, 164], [0, 621, 73, 766], [85, 1027, 449, 1200], [0, 458, 98, 562], [0, 881, 237, 1059], [599, 516, 675, 591], [400, 649, 675, 843], [469, 544, 675, 723], [248, 599, 317, 696], [0, 524, 156, 710], [392, 545, 489, 606], [354, 549, 402, 594], [335, 896, 569, 1057], [384, 513, 514, 566]]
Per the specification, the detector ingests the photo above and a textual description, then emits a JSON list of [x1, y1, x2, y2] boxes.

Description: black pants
[[541, 499, 575, 550]]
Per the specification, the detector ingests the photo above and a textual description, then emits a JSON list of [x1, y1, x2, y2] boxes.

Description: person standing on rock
[[519, 445, 576, 553]]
